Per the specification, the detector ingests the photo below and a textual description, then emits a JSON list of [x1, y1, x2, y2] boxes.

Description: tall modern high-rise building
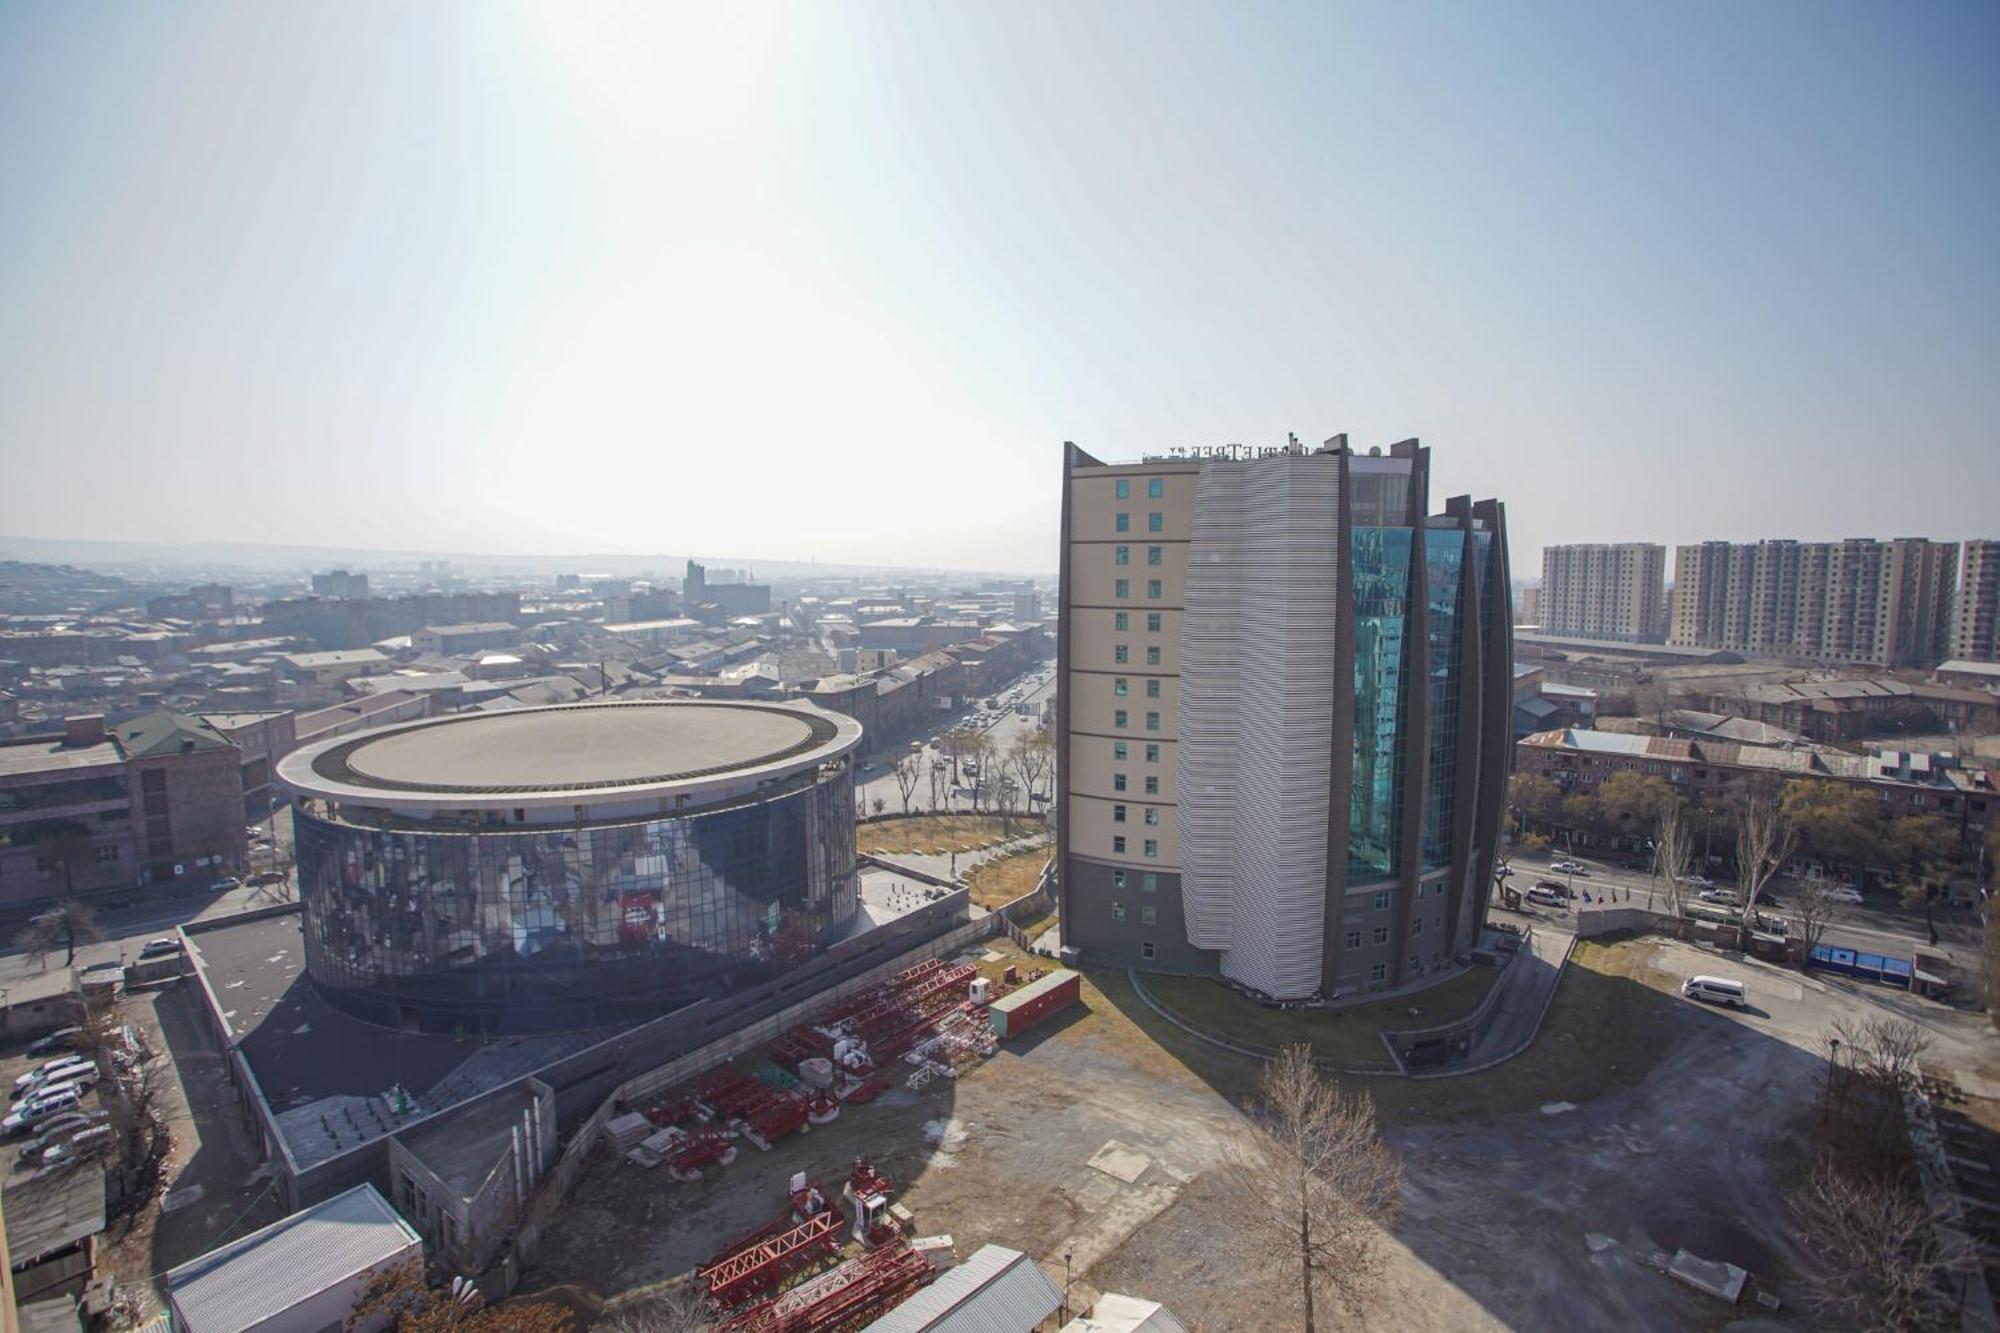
[[1669, 537, 1957, 668], [1539, 543, 1666, 643], [1955, 540, 2000, 664], [1056, 436, 1513, 1001]]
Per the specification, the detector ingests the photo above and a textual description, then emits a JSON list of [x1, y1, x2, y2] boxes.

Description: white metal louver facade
[[1178, 454, 1343, 997]]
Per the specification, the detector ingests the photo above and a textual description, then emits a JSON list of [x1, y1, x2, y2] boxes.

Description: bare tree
[[1219, 1046, 1403, 1330], [1790, 1159, 1975, 1332], [966, 735, 997, 814], [350, 1264, 578, 1333], [1006, 730, 1053, 811], [1832, 1015, 1932, 1094], [1735, 795, 1799, 936], [994, 776, 1019, 837], [1789, 878, 1840, 971], [596, 1285, 714, 1333], [1654, 799, 1696, 920], [19, 899, 103, 967], [940, 727, 978, 785], [870, 795, 886, 817], [891, 752, 923, 816], [926, 757, 949, 814]]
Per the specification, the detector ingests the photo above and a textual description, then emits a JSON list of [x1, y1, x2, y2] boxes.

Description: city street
[[1, 808, 296, 994], [854, 661, 1056, 816], [1499, 847, 1976, 960]]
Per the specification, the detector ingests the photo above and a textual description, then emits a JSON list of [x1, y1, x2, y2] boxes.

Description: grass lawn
[[1089, 937, 1689, 1127], [1140, 966, 1499, 1070], [964, 847, 1051, 909], [857, 814, 1044, 856]]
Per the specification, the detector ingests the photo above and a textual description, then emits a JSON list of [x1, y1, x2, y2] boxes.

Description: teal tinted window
[[1148, 477, 1164, 498], [1349, 526, 1413, 881], [1421, 528, 1467, 871], [1116, 512, 1130, 533], [1116, 479, 1130, 499]]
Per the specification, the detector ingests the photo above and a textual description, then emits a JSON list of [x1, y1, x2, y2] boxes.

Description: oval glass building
[[276, 700, 862, 1033]]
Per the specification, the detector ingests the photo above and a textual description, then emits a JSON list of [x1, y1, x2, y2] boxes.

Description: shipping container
[[988, 968, 1080, 1039]]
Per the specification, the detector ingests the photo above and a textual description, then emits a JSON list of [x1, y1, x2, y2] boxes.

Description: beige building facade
[[1539, 543, 1666, 643], [1669, 537, 1957, 668], [1956, 540, 2000, 664]]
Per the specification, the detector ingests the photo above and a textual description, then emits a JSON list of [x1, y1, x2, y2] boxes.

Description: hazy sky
[[3, 2, 1996, 574]]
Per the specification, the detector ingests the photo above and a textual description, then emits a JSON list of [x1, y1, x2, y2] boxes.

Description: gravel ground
[[518, 936, 1999, 1332]]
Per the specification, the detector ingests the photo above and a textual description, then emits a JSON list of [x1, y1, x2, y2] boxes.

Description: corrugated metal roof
[[863, 1245, 1063, 1333], [166, 1184, 420, 1333], [16, 1296, 82, 1333], [1060, 1293, 1188, 1333]]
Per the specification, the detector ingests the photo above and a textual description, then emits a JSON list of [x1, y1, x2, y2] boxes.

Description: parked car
[[38, 1125, 115, 1169], [4, 1088, 83, 1135], [1525, 887, 1568, 908], [1681, 975, 1749, 1009], [1697, 888, 1737, 905], [1826, 886, 1864, 904], [22, 1109, 110, 1151], [13, 1057, 93, 1099], [210, 876, 242, 891], [1533, 879, 1573, 897], [1550, 860, 1590, 876], [138, 937, 182, 959], [1676, 874, 1716, 890], [25, 1028, 80, 1057], [32, 1068, 99, 1100]]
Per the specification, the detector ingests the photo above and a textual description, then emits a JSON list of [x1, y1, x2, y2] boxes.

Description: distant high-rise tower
[[1539, 543, 1666, 643], [1669, 538, 1957, 667], [1956, 540, 2000, 663], [1057, 437, 1512, 1000]]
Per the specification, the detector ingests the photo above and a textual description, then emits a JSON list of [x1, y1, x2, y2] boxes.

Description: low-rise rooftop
[[0, 734, 124, 778], [165, 1184, 418, 1333]]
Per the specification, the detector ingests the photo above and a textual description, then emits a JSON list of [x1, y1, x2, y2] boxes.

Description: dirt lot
[[521, 935, 2000, 1331], [857, 815, 1041, 856], [963, 847, 1050, 910]]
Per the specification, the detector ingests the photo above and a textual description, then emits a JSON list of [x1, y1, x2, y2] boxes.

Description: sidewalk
[[1416, 925, 1576, 1078]]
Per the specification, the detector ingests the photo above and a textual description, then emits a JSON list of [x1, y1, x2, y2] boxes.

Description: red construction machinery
[[697, 1208, 844, 1310], [714, 1241, 935, 1332]]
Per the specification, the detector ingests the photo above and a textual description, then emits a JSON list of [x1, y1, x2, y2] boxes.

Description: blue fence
[[1806, 944, 1914, 989]]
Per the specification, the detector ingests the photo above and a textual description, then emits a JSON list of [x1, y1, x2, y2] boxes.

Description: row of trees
[[880, 727, 1055, 822], [1510, 769, 1985, 896]]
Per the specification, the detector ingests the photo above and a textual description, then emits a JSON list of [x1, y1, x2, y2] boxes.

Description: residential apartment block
[[0, 712, 249, 906], [1539, 543, 1666, 643], [1956, 540, 2000, 663], [1057, 436, 1512, 1001], [1669, 537, 1958, 668]]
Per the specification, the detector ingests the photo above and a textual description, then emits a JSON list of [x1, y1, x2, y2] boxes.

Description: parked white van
[[1681, 975, 1748, 1009]]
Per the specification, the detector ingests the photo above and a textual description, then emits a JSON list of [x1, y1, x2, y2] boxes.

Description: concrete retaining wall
[[1574, 905, 1654, 938]]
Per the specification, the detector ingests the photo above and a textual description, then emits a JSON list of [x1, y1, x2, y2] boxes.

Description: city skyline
[[4, 2, 1998, 570]]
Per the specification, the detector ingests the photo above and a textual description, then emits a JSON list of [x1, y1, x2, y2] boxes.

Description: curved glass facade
[[293, 770, 857, 1034], [1349, 526, 1412, 881], [1421, 527, 1468, 871]]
